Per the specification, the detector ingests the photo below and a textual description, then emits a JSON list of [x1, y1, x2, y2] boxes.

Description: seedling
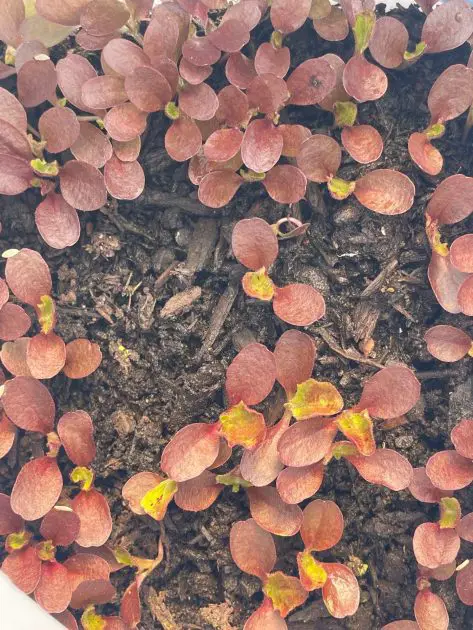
[[424, 175, 473, 315], [232, 217, 326, 326]]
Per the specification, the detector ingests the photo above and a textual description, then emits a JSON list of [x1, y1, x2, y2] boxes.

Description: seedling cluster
[[1, 0, 473, 627]]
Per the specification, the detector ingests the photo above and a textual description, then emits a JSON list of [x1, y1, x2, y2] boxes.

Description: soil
[[1, 5, 473, 629]]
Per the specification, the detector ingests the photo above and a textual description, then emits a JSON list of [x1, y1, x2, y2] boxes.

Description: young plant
[[296, 133, 415, 211], [424, 175, 473, 315], [408, 64, 473, 175], [231, 218, 326, 327], [424, 325, 473, 363]]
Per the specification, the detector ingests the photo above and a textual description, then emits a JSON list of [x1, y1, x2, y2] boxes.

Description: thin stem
[[27, 123, 40, 139], [76, 115, 100, 122]]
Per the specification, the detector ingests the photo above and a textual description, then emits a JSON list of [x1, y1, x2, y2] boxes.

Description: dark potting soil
[[1, 5, 473, 629]]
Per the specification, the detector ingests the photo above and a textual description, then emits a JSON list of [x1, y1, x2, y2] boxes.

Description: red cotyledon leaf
[[244, 599, 287, 630], [313, 6, 350, 42], [287, 58, 337, 105], [322, 563, 360, 619], [241, 119, 283, 173], [60, 160, 107, 212], [346, 448, 414, 491], [63, 339, 102, 379], [381, 623, 419, 630], [271, 0, 311, 33], [26, 333, 66, 379], [278, 418, 337, 467], [102, 38, 150, 76], [414, 590, 449, 630], [52, 610, 79, 630], [369, 16, 408, 69], [422, 0, 473, 54], [0, 493, 24, 534], [225, 342, 276, 406], [182, 36, 220, 66], [424, 325, 472, 362], [1, 545, 41, 594], [276, 462, 324, 504], [343, 54, 387, 103], [263, 572, 308, 618], [2, 376, 55, 433], [120, 579, 141, 628], [72, 488, 112, 547], [408, 132, 443, 176], [354, 169, 415, 215], [69, 578, 116, 609], [319, 53, 350, 112], [0, 119, 31, 161], [56, 54, 101, 114], [458, 275, 473, 315], [263, 165, 307, 204], [413, 522, 460, 569], [300, 499, 344, 551], [81, 75, 128, 110], [160, 422, 220, 482], [35, 0, 90, 25], [219, 402, 266, 449], [0, 155, 33, 196], [409, 467, 451, 504], [179, 82, 219, 121], [451, 234, 473, 273], [457, 561, 473, 605], [35, 192, 81, 250], [451, 419, 473, 460], [198, 170, 243, 208], [274, 330, 316, 397], [0, 0, 24, 47], [221, 0, 261, 30], [357, 364, 420, 419], [240, 414, 291, 487], [204, 129, 243, 162], [80, 0, 130, 36], [428, 252, 469, 314], [38, 107, 80, 154], [0, 304, 31, 341], [287, 380, 343, 421], [230, 518, 276, 580], [17, 59, 57, 108], [35, 561, 73, 613], [143, 7, 180, 64], [216, 85, 249, 127], [273, 284, 326, 326], [297, 134, 341, 182], [174, 470, 222, 511], [165, 117, 202, 162], [341, 125, 383, 164], [279, 124, 312, 157], [247, 486, 303, 536], [1, 338, 31, 377], [57, 410, 96, 466], [104, 155, 145, 201], [0, 414, 16, 458], [225, 52, 257, 89], [5, 248, 51, 306], [247, 74, 289, 115], [112, 137, 141, 163], [74, 544, 123, 573], [206, 19, 250, 53], [71, 122, 113, 169], [64, 552, 111, 591], [40, 506, 81, 546], [428, 64, 473, 123], [104, 103, 148, 143], [0, 87, 27, 133], [76, 29, 119, 51], [179, 58, 212, 85], [232, 218, 278, 271], [255, 43, 290, 78], [122, 471, 163, 515], [426, 450, 473, 490], [426, 174, 473, 224], [11, 456, 63, 520]]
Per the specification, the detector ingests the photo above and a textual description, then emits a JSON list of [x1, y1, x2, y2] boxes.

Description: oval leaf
[[230, 518, 277, 579], [358, 365, 420, 419], [26, 332, 66, 379], [57, 410, 96, 466], [297, 134, 341, 182], [63, 339, 102, 379], [247, 486, 303, 536], [300, 499, 344, 551], [11, 456, 62, 520], [276, 463, 324, 504], [225, 342, 276, 406], [273, 284, 326, 326], [5, 248, 52, 306], [341, 125, 383, 164], [104, 155, 145, 201], [160, 423, 220, 482], [72, 489, 112, 547], [35, 192, 80, 249], [413, 522, 460, 569], [426, 450, 473, 491], [2, 376, 55, 433], [347, 448, 413, 490], [40, 507, 81, 546]]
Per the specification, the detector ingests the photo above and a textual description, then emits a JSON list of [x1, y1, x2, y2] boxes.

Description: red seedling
[[425, 419, 473, 491], [297, 500, 360, 618], [230, 518, 308, 621], [232, 217, 326, 326]]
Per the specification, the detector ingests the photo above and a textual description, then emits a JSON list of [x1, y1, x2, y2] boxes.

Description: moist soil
[[1, 5, 473, 629]]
